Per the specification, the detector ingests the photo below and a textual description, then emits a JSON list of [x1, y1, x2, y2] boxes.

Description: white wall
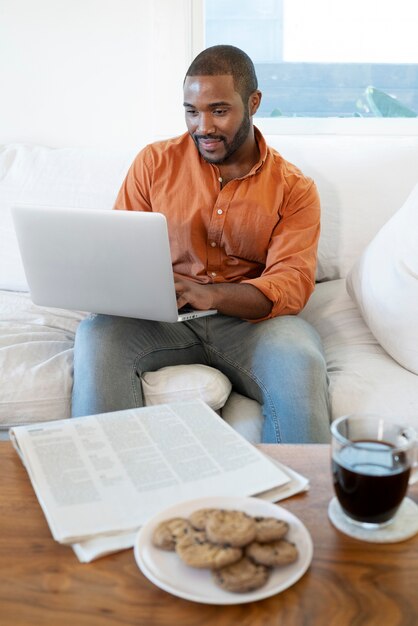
[[3, 0, 416, 147], [0, 0, 194, 148]]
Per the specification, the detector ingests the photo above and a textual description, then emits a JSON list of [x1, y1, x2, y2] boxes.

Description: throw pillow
[[141, 364, 232, 411], [346, 182, 418, 375]]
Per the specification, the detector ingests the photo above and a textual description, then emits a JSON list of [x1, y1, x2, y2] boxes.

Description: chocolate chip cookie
[[205, 509, 257, 547], [189, 508, 218, 530], [151, 517, 192, 551], [254, 516, 289, 543], [212, 556, 270, 593], [175, 531, 242, 569], [246, 538, 299, 567]]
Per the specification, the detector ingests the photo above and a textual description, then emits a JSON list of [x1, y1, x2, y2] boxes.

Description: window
[[204, 0, 418, 119]]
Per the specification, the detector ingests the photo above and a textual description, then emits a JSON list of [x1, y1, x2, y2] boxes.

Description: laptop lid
[[11, 206, 217, 323]]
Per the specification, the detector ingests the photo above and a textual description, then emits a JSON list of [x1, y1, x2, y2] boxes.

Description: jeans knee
[[287, 344, 328, 395], [74, 314, 122, 365], [302, 341, 327, 376], [281, 319, 327, 377]]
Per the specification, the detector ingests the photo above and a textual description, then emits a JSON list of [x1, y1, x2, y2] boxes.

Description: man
[[72, 45, 330, 443]]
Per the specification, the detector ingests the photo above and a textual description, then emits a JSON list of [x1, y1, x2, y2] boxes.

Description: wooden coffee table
[[1, 441, 417, 626]]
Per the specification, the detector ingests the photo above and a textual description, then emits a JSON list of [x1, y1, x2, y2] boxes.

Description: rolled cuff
[[242, 275, 314, 322]]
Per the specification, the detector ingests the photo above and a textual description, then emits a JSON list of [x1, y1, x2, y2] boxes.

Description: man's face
[[183, 74, 252, 165]]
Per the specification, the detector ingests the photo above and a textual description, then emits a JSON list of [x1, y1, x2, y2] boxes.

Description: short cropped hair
[[185, 45, 258, 103]]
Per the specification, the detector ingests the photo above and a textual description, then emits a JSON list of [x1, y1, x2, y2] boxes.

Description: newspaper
[[10, 400, 308, 561]]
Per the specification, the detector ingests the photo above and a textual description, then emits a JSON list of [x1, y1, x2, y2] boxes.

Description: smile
[[196, 136, 225, 151], [199, 139, 222, 149]]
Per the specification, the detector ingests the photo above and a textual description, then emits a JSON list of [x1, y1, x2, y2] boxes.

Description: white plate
[[134, 495, 313, 605]]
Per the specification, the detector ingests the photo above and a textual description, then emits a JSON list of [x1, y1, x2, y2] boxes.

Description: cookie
[[246, 538, 299, 567], [254, 516, 289, 543], [205, 509, 257, 547], [152, 517, 192, 551], [189, 508, 218, 530], [175, 531, 242, 569], [212, 556, 270, 593]]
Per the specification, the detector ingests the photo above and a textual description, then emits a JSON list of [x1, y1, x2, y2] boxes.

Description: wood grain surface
[[1, 442, 417, 626]]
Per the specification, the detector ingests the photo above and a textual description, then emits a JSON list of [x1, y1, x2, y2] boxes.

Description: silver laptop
[[11, 206, 217, 323]]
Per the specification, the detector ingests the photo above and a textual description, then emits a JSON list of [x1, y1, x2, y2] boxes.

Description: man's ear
[[248, 90, 262, 116]]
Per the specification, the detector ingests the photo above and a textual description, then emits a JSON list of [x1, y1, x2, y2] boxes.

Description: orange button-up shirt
[[114, 127, 320, 320]]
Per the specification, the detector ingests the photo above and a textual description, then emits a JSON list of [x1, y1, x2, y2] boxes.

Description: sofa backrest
[[0, 144, 136, 291], [1, 135, 418, 291], [265, 134, 418, 281]]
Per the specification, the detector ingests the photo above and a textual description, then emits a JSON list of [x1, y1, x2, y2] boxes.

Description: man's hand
[[175, 278, 215, 311], [175, 277, 273, 320]]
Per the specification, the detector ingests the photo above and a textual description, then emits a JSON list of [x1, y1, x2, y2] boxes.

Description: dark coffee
[[332, 440, 411, 524]]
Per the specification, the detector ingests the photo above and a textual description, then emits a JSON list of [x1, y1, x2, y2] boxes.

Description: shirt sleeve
[[113, 146, 153, 212], [242, 177, 320, 321]]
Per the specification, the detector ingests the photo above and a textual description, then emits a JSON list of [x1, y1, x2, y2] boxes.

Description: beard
[[192, 112, 251, 164]]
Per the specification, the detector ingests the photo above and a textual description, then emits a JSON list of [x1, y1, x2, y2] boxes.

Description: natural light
[[204, 0, 418, 119]]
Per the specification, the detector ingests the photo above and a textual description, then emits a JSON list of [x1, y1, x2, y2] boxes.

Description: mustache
[[193, 134, 226, 142]]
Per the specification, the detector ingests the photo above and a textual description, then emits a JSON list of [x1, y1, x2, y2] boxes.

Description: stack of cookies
[[151, 507, 299, 593]]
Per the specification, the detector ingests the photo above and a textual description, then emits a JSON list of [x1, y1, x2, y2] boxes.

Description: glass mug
[[331, 414, 418, 528]]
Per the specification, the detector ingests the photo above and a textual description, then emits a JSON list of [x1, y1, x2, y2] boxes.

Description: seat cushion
[[221, 392, 263, 444], [300, 279, 418, 428], [0, 290, 87, 428]]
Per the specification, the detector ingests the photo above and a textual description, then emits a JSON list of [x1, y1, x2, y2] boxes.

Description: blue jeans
[[71, 313, 331, 443]]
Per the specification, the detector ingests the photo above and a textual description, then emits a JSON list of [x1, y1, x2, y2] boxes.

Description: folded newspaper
[[10, 400, 309, 562]]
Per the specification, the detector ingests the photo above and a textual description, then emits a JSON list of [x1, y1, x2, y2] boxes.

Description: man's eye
[[213, 109, 227, 116], [186, 109, 197, 116]]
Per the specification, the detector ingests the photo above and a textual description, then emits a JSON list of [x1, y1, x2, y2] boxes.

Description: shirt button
[[217, 209, 223, 215], [210, 242, 216, 247], [211, 272, 217, 277]]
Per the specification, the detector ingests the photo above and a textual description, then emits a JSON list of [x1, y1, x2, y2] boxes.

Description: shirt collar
[[251, 126, 268, 175]]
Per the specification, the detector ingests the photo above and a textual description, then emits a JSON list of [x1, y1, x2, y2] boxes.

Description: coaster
[[328, 497, 418, 543]]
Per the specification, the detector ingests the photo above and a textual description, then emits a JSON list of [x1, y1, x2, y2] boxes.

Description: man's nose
[[197, 113, 215, 135]]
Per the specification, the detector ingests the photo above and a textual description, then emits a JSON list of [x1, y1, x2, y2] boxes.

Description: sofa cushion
[[0, 290, 87, 428], [221, 391, 263, 444], [265, 134, 418, 281], [346, 183, 418, 376], [141, 364, 232, 411], [0, 144, 135, 291], [300, 278, 418, 428]]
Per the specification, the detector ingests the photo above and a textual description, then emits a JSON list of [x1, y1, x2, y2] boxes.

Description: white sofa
[[1, 133, 418, 442]]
